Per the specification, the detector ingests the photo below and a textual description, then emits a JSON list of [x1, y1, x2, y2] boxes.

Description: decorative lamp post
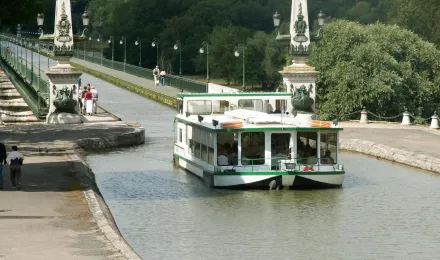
[[97, 34, 103, 65], [135, 37, 142, 67], [80, 11, 90, 38], [199, 41, 209, 83], [37, 13, 44, 36], [273, 11, 281, 36], [316, 11, 326, 38], [174, 40, 182, 77], [152, 38, 159, 67], [120, 36, 126, 71], [234, 44, 245, 89], [108, 36, 114, 68]]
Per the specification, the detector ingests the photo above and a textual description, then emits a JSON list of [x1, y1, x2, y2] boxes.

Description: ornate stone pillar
[[43, 0, 83, 124]]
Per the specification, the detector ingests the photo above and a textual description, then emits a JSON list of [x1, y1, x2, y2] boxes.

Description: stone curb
[[340, 138, 440, 174], [65, 125, 145, 260]]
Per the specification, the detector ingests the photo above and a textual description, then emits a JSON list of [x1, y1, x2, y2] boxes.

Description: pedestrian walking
[[160, 70, 166, 87], [0, 143, 6, 189], [6, 146, 24, 190], [153, 66, 160, 86], [78, 77, 82, 88], [91, 86, 99, 114], [85, 86, 93, 116]]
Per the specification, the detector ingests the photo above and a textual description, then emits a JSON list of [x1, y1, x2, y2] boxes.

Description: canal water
[[6, 43, 440, 259], [85, 78, 440, 260]]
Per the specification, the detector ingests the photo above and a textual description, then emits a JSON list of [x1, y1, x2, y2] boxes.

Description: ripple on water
[[87, 151, 440, 260]]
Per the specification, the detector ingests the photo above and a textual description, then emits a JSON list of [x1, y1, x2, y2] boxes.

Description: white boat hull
[[176, 156, 344, 189]]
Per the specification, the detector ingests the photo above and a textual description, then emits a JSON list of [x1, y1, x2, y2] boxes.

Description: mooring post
[[359, 106, 368, 124], [401, 108, 411, 125]]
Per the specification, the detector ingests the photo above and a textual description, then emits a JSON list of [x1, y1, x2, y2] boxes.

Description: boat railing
[[220, 156, 338, 173]]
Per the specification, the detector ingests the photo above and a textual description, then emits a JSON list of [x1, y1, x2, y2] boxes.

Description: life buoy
[[221, 121, 243, 129], [310, 120, 331, 128]]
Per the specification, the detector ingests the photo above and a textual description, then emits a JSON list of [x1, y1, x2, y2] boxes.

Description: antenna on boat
[[212, 119, 219, 128], [198, 115, 204, 122]]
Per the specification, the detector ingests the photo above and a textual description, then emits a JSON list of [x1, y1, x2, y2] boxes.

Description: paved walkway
[[71, 58, 180, 97], [0, 154, 125, 260], [0, 121, 142, 259], [340, 122, 440, 159]]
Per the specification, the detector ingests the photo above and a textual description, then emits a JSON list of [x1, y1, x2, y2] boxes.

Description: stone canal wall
[[69, 125, 145, 260], [69, 123, 144, 260], [340, 138, 440, 175]]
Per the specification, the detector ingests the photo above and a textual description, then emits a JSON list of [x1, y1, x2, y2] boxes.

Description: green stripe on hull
[[173, 153, 345, 176]]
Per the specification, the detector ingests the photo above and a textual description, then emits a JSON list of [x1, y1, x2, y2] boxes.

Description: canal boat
[[173, 92, 345, 189]]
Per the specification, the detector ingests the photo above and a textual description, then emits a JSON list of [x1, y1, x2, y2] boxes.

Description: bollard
[[401, 109, 411, 125], [430, 111, 439, 129], [359, 107, 368, 124]]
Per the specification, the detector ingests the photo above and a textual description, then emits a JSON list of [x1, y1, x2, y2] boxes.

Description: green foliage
[[308, 20, 440, 120]]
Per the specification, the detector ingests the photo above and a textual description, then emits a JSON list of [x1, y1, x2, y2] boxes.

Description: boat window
[[297, 132, 318, 165], [217, 133, 238, 166], [271, 133, 291, 170], [241, 132, 265, 166], [238, 99, 263, 112], [201, 144, 208, 162], [195, 141, 201, 159], [179, 128, 183, 143], [212, 100, 234, 114], [320, 133, 337, 164], [187, 100, 212, 115]]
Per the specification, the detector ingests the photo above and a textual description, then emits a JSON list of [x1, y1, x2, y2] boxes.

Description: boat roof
[[176, 109, 343, 132]]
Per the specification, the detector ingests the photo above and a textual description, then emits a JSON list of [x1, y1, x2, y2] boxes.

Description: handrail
[[72, 50, 208, 93], [219, 155, 338, 173]]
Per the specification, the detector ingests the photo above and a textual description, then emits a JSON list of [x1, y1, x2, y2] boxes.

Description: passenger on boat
[[227, 143, 238, 165], [320, 150, 334, 164], [217, 148, 229, 166]]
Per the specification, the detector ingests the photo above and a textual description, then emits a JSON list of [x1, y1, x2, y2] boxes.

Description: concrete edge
[[340, 138, 440, 174], [66, 125, 145, 260], [70, 61, 178, 109]]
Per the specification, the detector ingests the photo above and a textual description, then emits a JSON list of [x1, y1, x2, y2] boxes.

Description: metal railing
[[217, 156, 338, 173], [0, 35, 50, 118], [72, 51, 208, 93]]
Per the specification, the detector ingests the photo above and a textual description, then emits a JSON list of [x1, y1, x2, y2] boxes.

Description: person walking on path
[[153, 66, 160, 86], [160, 70, 166, 87], [5, 146, 24, 190], [85, 86, 93, 116], [91, 86, 99, 114], [0, 143, 6, 189]]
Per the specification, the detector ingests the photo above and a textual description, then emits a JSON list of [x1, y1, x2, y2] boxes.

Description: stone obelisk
[[44, 0, 83, 124], [280, 0, 318, 119]]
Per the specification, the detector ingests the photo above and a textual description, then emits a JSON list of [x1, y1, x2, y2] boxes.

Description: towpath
[[0, 116, 143, 259]]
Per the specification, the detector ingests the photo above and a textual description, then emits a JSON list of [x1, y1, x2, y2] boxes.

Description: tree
[[208, 25, 252, 85], [245, 31, 285, 89], [0, 0, 44, 29], [308, 20, 440, 120]]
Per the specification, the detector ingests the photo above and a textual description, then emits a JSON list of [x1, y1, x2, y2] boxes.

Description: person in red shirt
[[85, 87, 93, 116]]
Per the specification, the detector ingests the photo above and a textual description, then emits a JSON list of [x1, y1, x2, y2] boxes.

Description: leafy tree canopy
[[308, 20, 440, 120]]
